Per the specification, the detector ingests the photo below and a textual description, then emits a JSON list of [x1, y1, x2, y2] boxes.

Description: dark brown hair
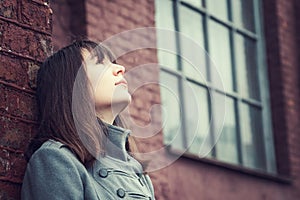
[[26, 39, 139, 167]]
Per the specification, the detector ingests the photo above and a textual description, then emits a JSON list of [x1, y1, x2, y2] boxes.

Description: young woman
[[21, 40, 156, 199]]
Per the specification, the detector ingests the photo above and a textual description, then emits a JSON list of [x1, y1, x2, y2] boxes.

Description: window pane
[[240, 103, 266, 170], [160, 71, 185, 149], [155, 0, 174, 30], [179, 5, 206, 82], [157, 51, 178, 71], [209, 21, 234, 91], [184, 82, 210, 155], [181, 0, 203, 8], [207, 0, 228, 21], [215, 94, 239, 164], [232, 0, 255, 32], [156, 0, 178, 71], [235, 34, 260, 100]]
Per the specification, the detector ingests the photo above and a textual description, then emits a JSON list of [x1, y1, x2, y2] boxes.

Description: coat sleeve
[[21, 144, 84, 200]]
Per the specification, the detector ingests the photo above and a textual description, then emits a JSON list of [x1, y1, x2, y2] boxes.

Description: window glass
[[179, 5, 206, 82], [156, 0, 275, 173], [215, 94, 239, 164], [209, 20, 234, 91], [181, 0, 203, 8], [235, 34, 260, 100], [207, 0, 228, 21], [232, 0, 255, 32], [241, 103, 265, 170], [184, 82, 210, 155], [156, 0, 178, 71], [160, 71, 185, 149]]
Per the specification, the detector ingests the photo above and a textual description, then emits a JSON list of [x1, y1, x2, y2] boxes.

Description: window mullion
[[228, 0, 244, 165], [254, 0, 276, 173], [173, 0, 190, 149], [202, 4, 217, 158]]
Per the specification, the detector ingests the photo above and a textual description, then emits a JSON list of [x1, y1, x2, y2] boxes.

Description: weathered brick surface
[[0, 181, 21, 200], [21, 0, 52, 32], [264, 0, 300, 184], [0, 54, 27, 87], [0, 20, 51, 61], [0, 0, 18, 20], [0, 84, 37, 121], [0, 0, 52, 198], [51, 0, 86, 50], [0, 53, 40, 90], [0, 146, 27, 183], [0, 115, 37, 151]]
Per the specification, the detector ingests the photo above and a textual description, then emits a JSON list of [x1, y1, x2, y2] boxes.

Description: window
[[155, 0, 276, 173]]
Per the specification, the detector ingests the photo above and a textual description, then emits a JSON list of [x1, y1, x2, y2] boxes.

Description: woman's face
[[82, 49, 131, 117]]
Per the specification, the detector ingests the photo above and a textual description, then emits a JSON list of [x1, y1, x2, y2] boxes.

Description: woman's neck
[[96, 109, 115, 124]]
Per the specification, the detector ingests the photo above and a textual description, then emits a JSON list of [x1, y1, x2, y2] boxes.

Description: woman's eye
[[95, 60, 102, 64], [96, 60, 105, 65]]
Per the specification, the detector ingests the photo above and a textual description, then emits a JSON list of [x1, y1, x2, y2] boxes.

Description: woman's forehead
[[81, 48, 112, 64]]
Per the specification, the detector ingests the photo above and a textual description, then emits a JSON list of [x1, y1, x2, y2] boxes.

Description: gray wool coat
[[21, 124, 156, 199]]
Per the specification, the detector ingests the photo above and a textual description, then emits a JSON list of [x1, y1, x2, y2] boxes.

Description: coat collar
[[105, 123, 131, 162]]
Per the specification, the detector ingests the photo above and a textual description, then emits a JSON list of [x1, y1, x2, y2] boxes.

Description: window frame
[[156, 0, 276, 174]]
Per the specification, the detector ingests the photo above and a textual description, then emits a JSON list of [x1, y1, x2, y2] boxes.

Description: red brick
[[133, 97, 145, 109], [0, 181, 21, 200], [0, 147, 26, 183], [0, 115, 37, 150], [21, 0, 52, 32], [27, 61, 40, 89], [0, 84, 37, 121], [0, 54, 38, 89], [0, 0, 52, 196], [0, 20, 52, 61], [0, 0, 17, 19], [0, 20, 8, 44]]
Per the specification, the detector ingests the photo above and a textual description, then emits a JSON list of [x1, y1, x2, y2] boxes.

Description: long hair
[[25, 40, 139, 167]]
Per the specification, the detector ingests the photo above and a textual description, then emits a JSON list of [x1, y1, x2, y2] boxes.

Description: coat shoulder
[[32, 139, 77, 159], [28, 139, 85, 171], [22, 140, 90, 200]]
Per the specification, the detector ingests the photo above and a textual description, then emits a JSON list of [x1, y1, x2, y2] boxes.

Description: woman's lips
[[115, 79, 128, 87]]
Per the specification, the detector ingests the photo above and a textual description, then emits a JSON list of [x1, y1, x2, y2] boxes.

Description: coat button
[[98, 169, 108, 178], [116, 188, 126, 198]]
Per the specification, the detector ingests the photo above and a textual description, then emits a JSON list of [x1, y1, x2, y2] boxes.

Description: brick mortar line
[[0, 176, 22, 185], [0, 110, 38, 125], [0, 145, 24, 154], [0, 47, 44, 63], [0, 16, 51, 36], [0, 112, 38, 125], [0, 80, 35, 95]]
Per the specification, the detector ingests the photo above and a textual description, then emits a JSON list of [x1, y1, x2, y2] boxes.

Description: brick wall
[[264, 0, 300, 179], [51, 0, 86, 50], [264, 0, 300, 184], [0, 0, 52, 199]]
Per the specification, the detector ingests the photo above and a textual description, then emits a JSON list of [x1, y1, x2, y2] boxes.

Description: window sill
[[167, 147, 292, 184]]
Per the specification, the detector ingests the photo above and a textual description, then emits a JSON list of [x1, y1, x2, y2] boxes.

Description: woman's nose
[[113, 64, 125, 76]]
